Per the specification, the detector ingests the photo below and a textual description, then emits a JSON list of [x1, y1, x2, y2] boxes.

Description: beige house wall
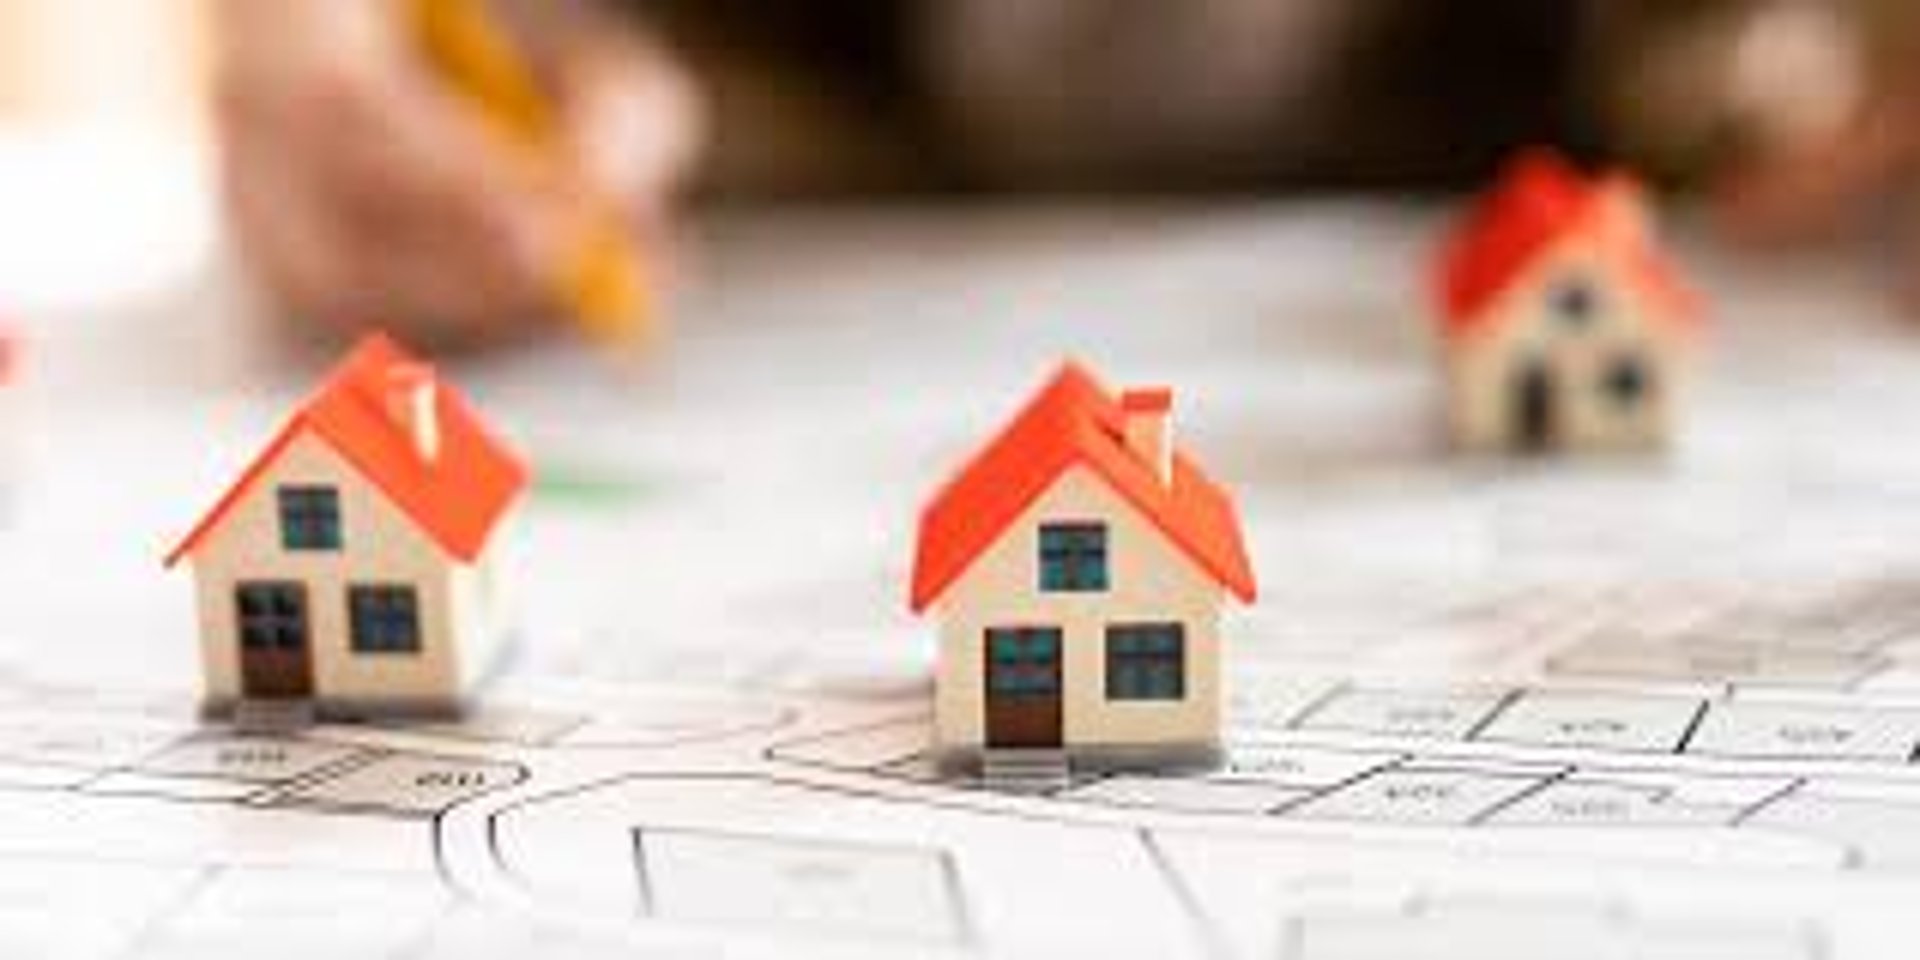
[[930, 466, 1225, 754], [448, 519, 516, 692], [185, 432, 501, 713], [1445, 235, 1685, 452]]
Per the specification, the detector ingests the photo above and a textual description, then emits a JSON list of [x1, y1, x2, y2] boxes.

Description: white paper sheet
[[2, 204, 1917, 957]]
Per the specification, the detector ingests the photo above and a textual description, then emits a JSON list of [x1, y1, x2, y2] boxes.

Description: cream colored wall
[[931, 467, 1225, 752], [448, 508, 517, 692], [1445, 237, 1684, 452], [186, 433, 475, 709]]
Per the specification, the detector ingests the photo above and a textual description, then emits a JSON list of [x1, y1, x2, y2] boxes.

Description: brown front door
[[1513, 359, 1556, 453], [984, 627, 1063, 748], [235, 582, 314, 699]]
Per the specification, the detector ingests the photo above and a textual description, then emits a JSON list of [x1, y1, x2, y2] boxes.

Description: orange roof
[[1433, 149, 1701, 338], [166, 334, 528, 567], [909, 362, 1256, 613]]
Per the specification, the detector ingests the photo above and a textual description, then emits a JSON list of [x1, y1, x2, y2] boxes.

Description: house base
[[931, 740, 1224, 777], [202, 695, 470, 726], [1449, 434, 1670, 458], [199, 628, 523, 729]]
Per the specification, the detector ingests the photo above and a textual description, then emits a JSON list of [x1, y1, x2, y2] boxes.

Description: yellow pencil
[[409, 0, 654, 348]]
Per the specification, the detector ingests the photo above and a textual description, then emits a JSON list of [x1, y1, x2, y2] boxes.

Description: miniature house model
[[909, 363, 1256, 770], [166, 334, 528, 719], [1433, 150, 1701, 453]]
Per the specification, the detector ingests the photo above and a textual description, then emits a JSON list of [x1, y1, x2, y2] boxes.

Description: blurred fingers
[[553, 34, 705, 223]]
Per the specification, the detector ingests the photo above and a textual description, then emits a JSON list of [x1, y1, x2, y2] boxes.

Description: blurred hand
[[1711, 92, 1918, 246], [214, 0, 703, 348], [1702, 3, 1920, 297]]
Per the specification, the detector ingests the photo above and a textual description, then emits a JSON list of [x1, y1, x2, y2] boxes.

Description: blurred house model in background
[[909, 363, 1256, 785], [1432, 150, 1703, 454], [166, 335, 527, 726]]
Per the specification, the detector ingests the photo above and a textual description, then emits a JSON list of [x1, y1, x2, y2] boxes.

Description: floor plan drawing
[[10, 209, 1920, 956]]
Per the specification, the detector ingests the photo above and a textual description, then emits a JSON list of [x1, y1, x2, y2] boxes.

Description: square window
[[1552, 275, 1598, 329], [1106, 623, 1186, 701], [278, 486, 342, 552], [348, 585, 422, 654], [1039, 522, 1108, 592], [1602, 351, 1652, 409]]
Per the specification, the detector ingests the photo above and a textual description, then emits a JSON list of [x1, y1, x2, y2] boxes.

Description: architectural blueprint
[[4, 207, 1920, 956]]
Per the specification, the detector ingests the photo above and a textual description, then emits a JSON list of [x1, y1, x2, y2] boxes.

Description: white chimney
[[1120, 387, 1173, 485], [1595, 176, 1650, 243], [386, 362, 441, 463]]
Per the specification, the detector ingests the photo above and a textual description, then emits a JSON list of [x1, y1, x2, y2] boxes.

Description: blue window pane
[[278, 486, 342, 551], [1105, 623, 1186, 701], [989, 667, 1061, 697], [1146, 664, 1179, 698], [1039, 522, 1108, 592]]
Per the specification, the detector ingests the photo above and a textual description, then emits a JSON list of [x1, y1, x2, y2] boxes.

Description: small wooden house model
[[166, 334, 528, 720], [1433, 150, 1702, 453], [909, 362, 1256, 773]]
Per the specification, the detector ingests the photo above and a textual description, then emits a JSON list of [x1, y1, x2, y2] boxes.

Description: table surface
[[0, 199, 1917, 958]]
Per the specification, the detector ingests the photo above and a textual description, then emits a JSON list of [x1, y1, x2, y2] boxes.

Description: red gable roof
[[1434, 149, 1701, 337], [909, 362, 1256, 613], [166, 334, 529, 567]]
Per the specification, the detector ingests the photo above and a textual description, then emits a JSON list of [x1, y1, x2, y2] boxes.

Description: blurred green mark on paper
[[530, 456, 663, 509]]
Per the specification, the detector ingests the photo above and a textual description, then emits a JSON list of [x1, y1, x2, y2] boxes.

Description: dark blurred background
[[3, 0, 1913, 334], [629, 0, 1902, 198]]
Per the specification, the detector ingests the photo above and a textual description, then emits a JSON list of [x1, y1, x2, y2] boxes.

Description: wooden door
[[984, 627, 1063, 749], [235, 582, 314, 699]]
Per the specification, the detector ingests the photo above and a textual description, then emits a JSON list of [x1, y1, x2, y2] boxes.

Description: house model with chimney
[[166, 334, 528, 720], [1432, 149, 1702, 453], [909, 362, 1256, 772]]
